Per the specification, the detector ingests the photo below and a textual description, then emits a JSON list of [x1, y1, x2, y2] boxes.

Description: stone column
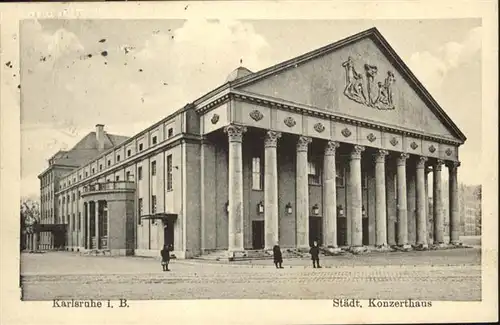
[[448, 161, 461, 244], [264, 130, 281, 249], [296, 136, 312, 249], [350, 145, 365, 248], [375, 149, 389, 247], [396, 153, 409, 247], [425, 166, 431, 244], [86, 202, 91, 249], [386, 160, 397, 246], [433, 160, 444, 244], [224, 125, 247, 253], [323, 141, 340, 248], [95, 200, 100, 249], [416, 156, 428, 247], [407, 160, 417, 245]]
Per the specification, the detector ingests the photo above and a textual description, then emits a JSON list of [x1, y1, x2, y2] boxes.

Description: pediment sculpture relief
[[342, 56, 396, 110]]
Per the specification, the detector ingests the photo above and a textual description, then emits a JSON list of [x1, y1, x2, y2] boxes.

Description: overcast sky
[[19, 19, 482, 198]]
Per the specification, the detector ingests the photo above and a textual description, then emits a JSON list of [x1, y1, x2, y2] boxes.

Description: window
[[151, 195, 157, 214], [152, 136, 157, 145], [92, 168, 95, 174], [73, 177, 76, 183], [167, 128, 174, 138], [138, 198, 143, 224], [151, 161, 156, 176], [167, 154, 173, 191], [79, 175, 82, 180], [126, 171, 131, 181], [138, 166, 143, 180], [85, 172, 88, 177], [252, 157, 263, 190], [336, 163, 345, 187], [308, 160, 321, 185], [108, 160, 111, 167], [78, 212, 81, 231], [78, 191, 81, 198], [117, 154, 121, 162], [115, 175, 120, 181], [127, 149, 131, 157], [99, 164, 103, 171], [72, 214, 76, 231], [139, 143, 143, 151]]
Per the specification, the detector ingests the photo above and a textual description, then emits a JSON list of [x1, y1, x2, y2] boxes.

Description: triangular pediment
[[233, 28, 465, 143]]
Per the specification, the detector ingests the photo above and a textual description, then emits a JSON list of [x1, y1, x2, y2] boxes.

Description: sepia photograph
[[18, 18, 482, 301], [0, 1, 497, 324]]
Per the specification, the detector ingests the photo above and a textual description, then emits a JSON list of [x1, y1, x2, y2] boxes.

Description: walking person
[[273, 242, 284, 269], [160, 244, 171, 271], [309, 241, 321, 268]]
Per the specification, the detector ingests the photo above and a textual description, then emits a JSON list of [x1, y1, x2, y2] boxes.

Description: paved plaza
[[21, 248, 481, 301]]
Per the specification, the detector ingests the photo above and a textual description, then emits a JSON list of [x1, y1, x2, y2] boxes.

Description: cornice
[[227, 91, 462, 146], [195, 93, 231, 114]]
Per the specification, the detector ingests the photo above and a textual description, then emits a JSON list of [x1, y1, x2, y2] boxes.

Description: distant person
[[160, 245, 171, 271], [273, 242, 284, 269], [309, 241, 321, 268]]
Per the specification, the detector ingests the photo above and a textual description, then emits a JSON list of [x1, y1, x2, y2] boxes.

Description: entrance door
[[252, 221, 264, 249], [163, 219, 174, 249], [309, 216, 322, 247], [337, 217, 348, 246], [362, 218, 369, 245]]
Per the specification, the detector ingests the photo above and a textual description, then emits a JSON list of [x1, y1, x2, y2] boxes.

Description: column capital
[[425, 166, 432, 174], [446, 160, 461, 170], [350, 145, 365, 159], [264, 130, 282, 148], [224, 125, 247, 143], [324, 141, 340, 156], [375, 149, 389, 163], [296, 136, 312, 152], [434, 159, 444, 171], [416, 156, 428, 169], [397, 153, 410, 166]]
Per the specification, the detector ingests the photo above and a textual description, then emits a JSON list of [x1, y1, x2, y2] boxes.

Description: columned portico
[[375, 149, 388, 247], [433, 160, 444, 244], [350, 145, 365, 248], [296, 136, 312, 249], [225, 125, 247, 253], [264, 130, 281, 249], [323, 141, 340, 248], [416, 156, 428, 247], [448, 161, 461, 244], [396, 153, 409, 247]]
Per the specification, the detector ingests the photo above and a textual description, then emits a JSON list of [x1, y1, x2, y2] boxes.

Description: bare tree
[[20, 199, 40, 251]]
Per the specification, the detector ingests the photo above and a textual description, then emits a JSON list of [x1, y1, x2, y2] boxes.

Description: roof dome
[[225, 66, 253, 82]]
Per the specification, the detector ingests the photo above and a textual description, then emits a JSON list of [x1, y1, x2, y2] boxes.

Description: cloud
[[408, 26, 481, 90]]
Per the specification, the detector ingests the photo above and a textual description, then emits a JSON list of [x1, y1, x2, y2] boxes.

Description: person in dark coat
[[160, 245, 171, 271], [273, 242, 284, 269], [309, 241, 321, 268]]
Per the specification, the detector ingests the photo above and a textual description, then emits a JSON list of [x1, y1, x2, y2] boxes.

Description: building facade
[[41, 28, 466, 259]]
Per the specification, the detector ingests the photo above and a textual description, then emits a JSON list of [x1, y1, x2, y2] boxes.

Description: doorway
[[309, 216, 323, 247], [163, 219, 175, 249], [252, 220, 264, 249]]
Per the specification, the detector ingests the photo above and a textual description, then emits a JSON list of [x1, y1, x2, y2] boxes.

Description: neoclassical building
[[41, 28, 465, 258]]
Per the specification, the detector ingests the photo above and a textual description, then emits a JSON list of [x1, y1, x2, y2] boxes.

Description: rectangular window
[[167, 154, 173, 191], [152, 136, 157, 145], [126, 171, 131, 181], [138, 166, 143, 180], [85, 172, 88, 177], [308, 160, 321, 185], [252, 157, 263, 190], [73, 177, 76, 183], [167, 128, 174, 138], [108, 160, 111, 166], [336, 163, 345, 187], [79, 175, 82, 180], [139, 143, 143, 151], [151, 161, 156, 176], [127, 149, 131, 157], [99, 164, 103, 171], [138, 198, 143, 224], [151, 195, 157, 214], [115, 175, 120, 181], [117, 154, 121, 162], [92, 168, 95, 174]]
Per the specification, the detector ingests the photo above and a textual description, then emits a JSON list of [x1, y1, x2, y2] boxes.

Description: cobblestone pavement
[[20, 249, 481, 301]]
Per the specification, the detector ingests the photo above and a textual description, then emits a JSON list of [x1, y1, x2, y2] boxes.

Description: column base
[[371, 245, 394, 252], [450, 241, 463, 246], [226, 250, 248, 261], [413, 244, 429, 251]]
